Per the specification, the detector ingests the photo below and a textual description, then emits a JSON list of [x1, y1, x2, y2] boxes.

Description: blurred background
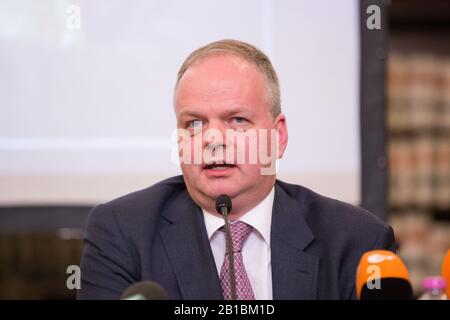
[[0, 0, 448, 299], [386, 0, 450, 298]]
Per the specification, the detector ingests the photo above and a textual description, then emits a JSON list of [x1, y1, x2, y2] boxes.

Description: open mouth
[[203, 163, 236, 171]]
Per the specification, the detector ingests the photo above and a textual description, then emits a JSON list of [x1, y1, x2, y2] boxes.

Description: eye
[[232, 117, 248, 125], [187, 119, 203, 129]]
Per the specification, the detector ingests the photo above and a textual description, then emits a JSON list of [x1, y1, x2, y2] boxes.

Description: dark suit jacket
[[77, 175, 396, 300]]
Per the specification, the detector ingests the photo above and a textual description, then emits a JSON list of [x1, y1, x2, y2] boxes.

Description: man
[[78, 39, 396, 300]]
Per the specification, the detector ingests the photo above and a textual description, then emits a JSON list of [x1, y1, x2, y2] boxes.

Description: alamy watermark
[[66, 4, 81, 30], [173, 127, 280, 175], [366, 4, 381, 30], [66, 265, 81, 290]]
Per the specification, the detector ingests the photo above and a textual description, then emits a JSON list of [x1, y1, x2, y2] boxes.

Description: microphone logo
[[367, 253, 395, 264]]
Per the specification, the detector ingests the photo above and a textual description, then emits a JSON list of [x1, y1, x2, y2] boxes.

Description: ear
[[273, 114, 288, 159]]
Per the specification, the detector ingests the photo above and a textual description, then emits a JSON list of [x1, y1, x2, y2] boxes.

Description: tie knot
[[220, 221, 253, 253]]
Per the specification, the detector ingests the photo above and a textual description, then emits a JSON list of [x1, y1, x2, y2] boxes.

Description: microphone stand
[[220, 206, 237, 300]]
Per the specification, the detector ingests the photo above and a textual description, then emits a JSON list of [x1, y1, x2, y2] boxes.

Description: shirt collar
[[202, 186, 275, 245]]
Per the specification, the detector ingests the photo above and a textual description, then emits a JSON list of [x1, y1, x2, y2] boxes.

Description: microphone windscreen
[[441, 249, 450, 298], [356, 250, 413, 300], [121, 281, 168, 300], [215, 194, 232, 215]]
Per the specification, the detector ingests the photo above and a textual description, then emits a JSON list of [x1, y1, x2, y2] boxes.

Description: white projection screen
[[0, 0, 360, 206]]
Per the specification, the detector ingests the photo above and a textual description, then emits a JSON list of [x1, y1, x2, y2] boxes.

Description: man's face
[[174, 54, 287, 216]]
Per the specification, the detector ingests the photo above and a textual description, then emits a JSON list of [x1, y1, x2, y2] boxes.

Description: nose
[[203, 120, 227, 150]]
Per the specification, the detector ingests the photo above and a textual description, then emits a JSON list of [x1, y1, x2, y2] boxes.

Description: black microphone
[[215, 194, 236, 300], [120, 281, 168, 300]]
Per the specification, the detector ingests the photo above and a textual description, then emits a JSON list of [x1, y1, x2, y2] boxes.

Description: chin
[[203, 180, 241, 199]]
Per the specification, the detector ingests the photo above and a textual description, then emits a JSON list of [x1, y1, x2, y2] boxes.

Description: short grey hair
[[175, 39, 281, 119]]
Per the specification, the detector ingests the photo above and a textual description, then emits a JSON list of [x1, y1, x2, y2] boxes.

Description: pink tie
[[219, 221, 255, 300]]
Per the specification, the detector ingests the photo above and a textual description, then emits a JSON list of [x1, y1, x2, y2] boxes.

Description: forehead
[[174, 54, 268, 117]]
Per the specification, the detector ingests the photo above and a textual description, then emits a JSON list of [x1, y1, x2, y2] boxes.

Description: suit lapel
[[159, 181, 319, 300], [271, 181, 319, 299], [159, 191, 223, 299]]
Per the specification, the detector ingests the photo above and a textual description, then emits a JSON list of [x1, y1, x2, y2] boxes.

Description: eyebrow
[[177, 106, 254, 119], [178, 109, 203, 119]]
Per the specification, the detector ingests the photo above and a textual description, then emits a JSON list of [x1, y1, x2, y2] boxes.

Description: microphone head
[[120, 281, 168, 300], [356, 250, 413, 300], [441, 249, 450, 298], [215, 194, 232, 215]]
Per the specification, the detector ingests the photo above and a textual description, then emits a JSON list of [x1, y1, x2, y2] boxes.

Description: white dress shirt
[[202, 187, 274, 300]]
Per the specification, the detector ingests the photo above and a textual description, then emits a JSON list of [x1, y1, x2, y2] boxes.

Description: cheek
[[238, 164, 262, 177], [180, 164, 202, 183], [178, 135, 203, 165], [232, 128, 276, 165], [229, 131, 258, 165], [260, 128, 279, 160]]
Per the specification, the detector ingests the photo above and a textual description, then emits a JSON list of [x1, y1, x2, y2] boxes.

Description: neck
[[194, 180, 275, 220]]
